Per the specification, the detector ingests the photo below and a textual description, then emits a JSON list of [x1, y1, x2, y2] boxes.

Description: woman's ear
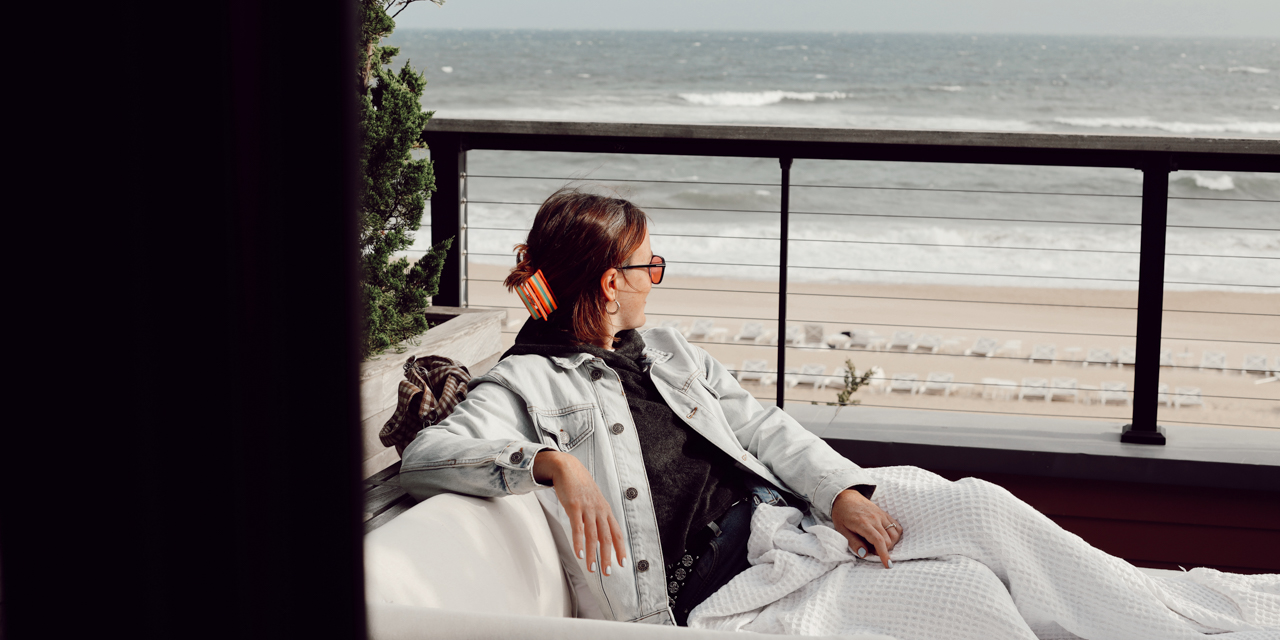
[[599, 268, 619, 302]]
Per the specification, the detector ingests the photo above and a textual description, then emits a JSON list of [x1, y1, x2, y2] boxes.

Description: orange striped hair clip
[[516, 269, 558, 320]]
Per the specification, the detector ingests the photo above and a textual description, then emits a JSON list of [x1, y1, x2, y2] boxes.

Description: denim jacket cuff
[[812, 468, 877, 521], [495, 441, 553, 495]]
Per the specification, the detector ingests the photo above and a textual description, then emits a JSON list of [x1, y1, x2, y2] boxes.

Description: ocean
[[385, 31, 1280, 292]]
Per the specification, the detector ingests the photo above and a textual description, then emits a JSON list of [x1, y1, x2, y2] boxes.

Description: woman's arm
[[398, 381, 553, 501]]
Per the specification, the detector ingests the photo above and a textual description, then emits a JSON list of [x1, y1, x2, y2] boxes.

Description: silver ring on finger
[[885, 522, 899, 530]]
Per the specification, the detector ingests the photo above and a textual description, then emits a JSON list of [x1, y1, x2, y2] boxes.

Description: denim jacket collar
[[547, 345, 674, 370]]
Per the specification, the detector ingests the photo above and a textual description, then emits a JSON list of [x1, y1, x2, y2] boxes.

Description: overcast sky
[[393, 0, 1279, 38]]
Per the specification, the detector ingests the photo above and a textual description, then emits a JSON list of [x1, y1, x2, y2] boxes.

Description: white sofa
[[364, 490, 893, 640], [364, 489, 1184, 640]]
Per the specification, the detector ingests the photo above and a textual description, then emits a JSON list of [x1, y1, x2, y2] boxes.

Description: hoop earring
[[606, 299, 621, 315]]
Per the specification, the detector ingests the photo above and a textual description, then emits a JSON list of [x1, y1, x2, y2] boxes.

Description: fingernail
[[620, 556, 630, 569], [857, 548, 866, 558], [590, 561, 598, 573], [604, 564, 611, 576], [887, 559, 894, 569], [577, 549, 585, 560]]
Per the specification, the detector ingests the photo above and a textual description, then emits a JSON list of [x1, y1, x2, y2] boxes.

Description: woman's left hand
[[830, 488, 902, 569]]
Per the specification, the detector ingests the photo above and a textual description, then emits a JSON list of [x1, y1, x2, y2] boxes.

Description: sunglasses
[[615, 255, 666, 285]]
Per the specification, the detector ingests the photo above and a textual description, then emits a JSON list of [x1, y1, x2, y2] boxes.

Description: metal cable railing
[[429, 126, 1280, 441]]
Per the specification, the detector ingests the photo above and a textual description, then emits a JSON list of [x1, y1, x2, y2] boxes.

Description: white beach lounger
[[1083, 347, 1113, 368], [686, 318, 725, 342], [659, 319, 683, 333], [915, 334, 943, 354], [866, 366, 887, 394], [843, 329, 884, 350], [1158, 383, 1172, 407], [918, 372, 955, 396], [1029, 344, 1057, 365], [1048, 377, 1079, 403], [1242, 353, 1269, 376], [1159, 350, 1174, 367], [785, 325, 804, 346], [803, 324, 826, 347], [1098, 381, 1131, 407], [1200, 350, 1227, 373], [734, 322, 767, 343], [998, 340, 1023, 358], [966, 337, 1000, 358], [887, 373, 919, 394], [982, 377, 1018, 401], [802, 363, 830, 389], [886, 331, 916, 352], [1019, 377, 1050, 402], [1174, 387, 1204, 409], [1116, 348, 1137, 370], [736, 359, 770, 383]]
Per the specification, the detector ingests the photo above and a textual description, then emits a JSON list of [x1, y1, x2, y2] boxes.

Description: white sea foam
[[1228, 66, 1271, 74], [458, 203, 1276, 292], [678, 91, 848, 107], [930, 85, 964, 92], [1188, 174, 1236, 191], [1054, 117, 1280, 135]]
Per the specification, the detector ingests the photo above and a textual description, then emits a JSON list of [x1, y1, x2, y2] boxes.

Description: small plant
[[815, 359, 876, 406]]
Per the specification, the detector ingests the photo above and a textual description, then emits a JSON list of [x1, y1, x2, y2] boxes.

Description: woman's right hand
[[533, 450, 627, 575]]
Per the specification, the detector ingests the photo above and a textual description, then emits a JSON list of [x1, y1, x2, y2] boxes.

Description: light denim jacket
[[399, 327, 876, 625]]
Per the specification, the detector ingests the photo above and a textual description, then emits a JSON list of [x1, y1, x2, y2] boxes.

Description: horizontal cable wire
[[780, 400, 1131, 422], [473, 279, 1137, 314], [1166, 224, 1280, 232], [468, 225, 1141, 255], [467, 254, 1140, 283], [466, 174, 779, 188], [473, 302, 1278, 344], [465, 199, 1145, 227], [465, 173, 1278, 204]]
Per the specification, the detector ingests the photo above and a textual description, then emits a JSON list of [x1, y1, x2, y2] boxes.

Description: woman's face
[[613, 231, 654, 332]]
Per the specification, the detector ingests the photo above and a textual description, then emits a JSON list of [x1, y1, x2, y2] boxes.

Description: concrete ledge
[[786, 404, 1280, 492], [360, 306, 506, 478]]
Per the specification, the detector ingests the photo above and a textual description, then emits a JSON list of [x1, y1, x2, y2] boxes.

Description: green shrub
[[357, 0, 449, 359]]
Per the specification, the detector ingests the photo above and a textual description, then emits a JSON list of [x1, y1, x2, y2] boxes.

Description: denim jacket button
[[636, 560, 650, 572], [590, 369, 603, 381], [610, 423, 625, 435], [509, 450, 524, 464], [625, 487, 639, 500]]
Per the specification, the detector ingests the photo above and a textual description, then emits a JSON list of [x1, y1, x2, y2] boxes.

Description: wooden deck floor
[[363, 461, 415, 534]]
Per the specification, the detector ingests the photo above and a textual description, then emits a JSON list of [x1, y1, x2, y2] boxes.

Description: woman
[[399, 188, 901, 626], [399, 189, 1276, 638]]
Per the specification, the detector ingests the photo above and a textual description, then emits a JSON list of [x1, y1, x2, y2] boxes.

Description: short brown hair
[[505, 188, 649, 346]]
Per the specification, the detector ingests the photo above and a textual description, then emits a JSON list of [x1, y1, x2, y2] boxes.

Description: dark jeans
[[671, 484, 789, 626]]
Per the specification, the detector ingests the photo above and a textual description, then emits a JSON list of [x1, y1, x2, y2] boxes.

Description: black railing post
[[1122, 154, 1174, 445], [429, 132, 466, 307], [776, 157, 793, 409]]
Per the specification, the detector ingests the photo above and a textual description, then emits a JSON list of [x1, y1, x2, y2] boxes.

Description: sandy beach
[[467, 263, 1280, 431]]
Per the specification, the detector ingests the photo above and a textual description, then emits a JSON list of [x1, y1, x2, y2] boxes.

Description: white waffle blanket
[[687, 466, 1280, 640]]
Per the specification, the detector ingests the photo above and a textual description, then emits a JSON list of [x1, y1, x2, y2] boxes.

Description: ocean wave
[[1228, 66, 1270, 74], [1183, 174, 1236, 191], [1053, 117, 1280, 135], [929, 85, 964, 92], [678, 91, 848, 107]]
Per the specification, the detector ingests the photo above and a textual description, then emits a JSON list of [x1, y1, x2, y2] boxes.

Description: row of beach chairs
[[659, 319, 1277, 377], [733, 361, 1209, 409]]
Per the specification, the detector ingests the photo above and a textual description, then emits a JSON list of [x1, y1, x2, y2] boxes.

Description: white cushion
[[364, 490, 572, 617], [366, 604, 896, 640]]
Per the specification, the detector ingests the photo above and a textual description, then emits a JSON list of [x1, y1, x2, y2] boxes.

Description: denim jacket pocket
[[531, 404, 597, 452]]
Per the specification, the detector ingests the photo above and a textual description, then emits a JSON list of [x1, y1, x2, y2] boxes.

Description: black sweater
[[504, 318, 749, 564]]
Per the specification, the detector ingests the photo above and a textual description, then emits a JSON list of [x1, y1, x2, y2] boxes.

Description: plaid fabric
[[379, 355, 471, 456]]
